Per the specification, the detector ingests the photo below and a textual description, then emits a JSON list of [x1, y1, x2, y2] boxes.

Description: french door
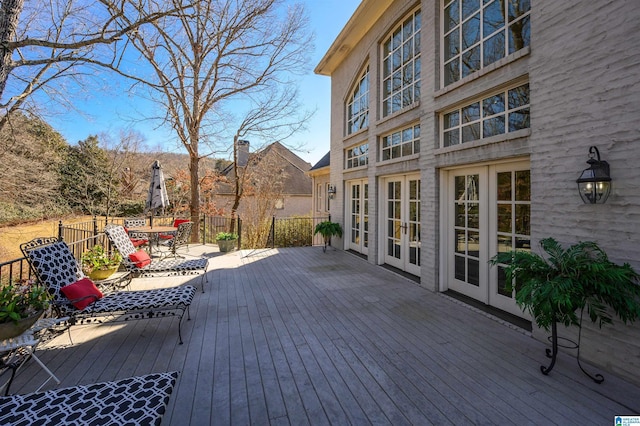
[[347, 180, 369, 255], [444, 161, 530, 317], [382, 174, 421, 276]]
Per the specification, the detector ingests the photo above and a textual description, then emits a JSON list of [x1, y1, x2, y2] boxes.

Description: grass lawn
[[0, 216, 93, 263]]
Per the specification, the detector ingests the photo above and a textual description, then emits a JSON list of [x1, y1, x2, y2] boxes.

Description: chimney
[[237, 139, 250, 167]]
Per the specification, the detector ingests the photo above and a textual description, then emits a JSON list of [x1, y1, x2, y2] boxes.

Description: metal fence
[[1, 214, 329, 284], [267, 216, 330, 248]]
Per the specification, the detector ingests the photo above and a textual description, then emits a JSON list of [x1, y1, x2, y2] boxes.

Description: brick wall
[[324, 0, 640, 384], [528, 0, 640, 382]]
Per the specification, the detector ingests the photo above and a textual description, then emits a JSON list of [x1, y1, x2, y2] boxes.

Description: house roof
[[218, 141, 312, 195], [315, 1, 390, 76], [309, 151, 330, 171]]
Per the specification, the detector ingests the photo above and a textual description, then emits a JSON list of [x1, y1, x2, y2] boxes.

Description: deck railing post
[[58, 220, 63, 241], [271, 216, 276, 249], [202, 214, 206, 245]]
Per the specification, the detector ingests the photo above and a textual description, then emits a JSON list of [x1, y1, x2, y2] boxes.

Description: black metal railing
[[201, 215, 241, 248], [267, 216, 330, 248], [1, 214, 330, 284]]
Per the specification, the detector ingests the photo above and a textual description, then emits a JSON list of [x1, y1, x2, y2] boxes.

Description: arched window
[[346, 65, 369, 135], [381, 9, 421, 117]]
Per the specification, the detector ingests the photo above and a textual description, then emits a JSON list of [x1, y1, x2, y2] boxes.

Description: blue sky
[[47, 1, 360, 167]]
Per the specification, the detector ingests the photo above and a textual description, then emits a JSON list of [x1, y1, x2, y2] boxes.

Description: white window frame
[[381, 124, 420, 162], [381, 8, 421, 117], [316, 183, 323, 213], [442, 0, 531, 86], [441, 83, 529, 148], [345, 143, 369, 169], [346, 66, 370, 135]]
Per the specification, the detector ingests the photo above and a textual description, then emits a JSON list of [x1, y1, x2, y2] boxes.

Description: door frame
[[439, 159, 530, 318], [346, 179, 369, 255], [378, 173, 421, 276], [442, 166, 489, 302]]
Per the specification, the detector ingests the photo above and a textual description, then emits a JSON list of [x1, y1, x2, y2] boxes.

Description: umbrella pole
[[150, 215, 153, 229]]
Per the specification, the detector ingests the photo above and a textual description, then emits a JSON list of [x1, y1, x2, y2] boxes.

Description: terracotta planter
[[89, 265, 120, 280], [0, 310, 44, 340], [217, 239, 237, 253]]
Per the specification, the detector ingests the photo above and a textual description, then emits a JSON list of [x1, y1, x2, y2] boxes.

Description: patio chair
[[158, 218, 190, 241], [123, 218, 149, 248], [0, 371, 178, 424], [21, 237, 196, 345], [104, 224, 209, 293], [157, 221, 194, 259]]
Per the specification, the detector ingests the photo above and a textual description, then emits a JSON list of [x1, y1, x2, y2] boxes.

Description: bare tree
[[229, 84, 313, 231], [123, 0, 313, 241], [100, 129, 146, 219], [0, 111, 67, 219], [0, 0, 192, 130], [240, 152, 287, 248]]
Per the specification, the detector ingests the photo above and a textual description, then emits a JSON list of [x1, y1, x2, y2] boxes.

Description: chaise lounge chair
[[21, 237, 196, 345], [0, 371, 178, 425], [123, 218, 150, 248], [104, 224, 209, 292]]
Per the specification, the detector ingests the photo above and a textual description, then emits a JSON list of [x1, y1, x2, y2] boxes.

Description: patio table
[[127, 225, 176, 256]]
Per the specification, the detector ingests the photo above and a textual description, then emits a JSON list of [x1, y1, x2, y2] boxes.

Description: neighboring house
[[315, 0, 640, 383], [214, 140, 312, 217], [307, 152, 332, 217]]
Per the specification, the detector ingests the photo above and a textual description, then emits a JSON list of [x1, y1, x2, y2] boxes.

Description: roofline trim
[[314, 0, 390, 76]]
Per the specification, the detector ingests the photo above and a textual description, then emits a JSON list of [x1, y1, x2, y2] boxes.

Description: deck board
[[5, 246, 640, 425]]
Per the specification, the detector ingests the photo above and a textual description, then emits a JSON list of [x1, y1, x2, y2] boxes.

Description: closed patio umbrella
[[145, 160, 169, 227]]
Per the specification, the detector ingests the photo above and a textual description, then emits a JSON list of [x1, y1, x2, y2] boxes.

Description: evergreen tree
[[59, 136, 112, 215]]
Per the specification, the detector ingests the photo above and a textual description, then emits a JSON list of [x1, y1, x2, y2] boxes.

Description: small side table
[[0, 317, 68, 395], [94, 271, 132, 293]]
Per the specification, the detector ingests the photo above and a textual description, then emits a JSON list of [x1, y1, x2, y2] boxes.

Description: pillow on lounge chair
[[61, 278, 103, 310], [124, 227, 149, 247], [129, 250, 152, 268]]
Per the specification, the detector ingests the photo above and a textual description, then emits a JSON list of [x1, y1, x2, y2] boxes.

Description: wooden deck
[[7, 246, 640, 424]]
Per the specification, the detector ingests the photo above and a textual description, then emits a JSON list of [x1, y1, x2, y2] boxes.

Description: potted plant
[[490, 237, 640, 381], [216, 232, 238, 253], [314, 221, 343, 252], [81, 244, 122, 280], [0, 279, 50, 340]]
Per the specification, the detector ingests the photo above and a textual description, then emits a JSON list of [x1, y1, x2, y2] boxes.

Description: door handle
[[400, 223, 408, 234]]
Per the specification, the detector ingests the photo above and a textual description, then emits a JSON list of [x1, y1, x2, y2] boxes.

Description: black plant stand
[[541, 316, 604, 383]]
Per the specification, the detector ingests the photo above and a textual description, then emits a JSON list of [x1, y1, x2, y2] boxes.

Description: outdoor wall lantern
[[576, 146, 611, 204], [327, 184, 336, 199]]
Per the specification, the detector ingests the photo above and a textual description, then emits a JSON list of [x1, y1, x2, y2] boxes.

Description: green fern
[[490, 238, 640, 331]]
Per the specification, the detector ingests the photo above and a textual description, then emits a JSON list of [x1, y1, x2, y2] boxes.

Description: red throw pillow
[[131, 238, 149, 247], [173, 219, 190, 227], [129, 250, 152, 268], [61, 278, 103, 310]]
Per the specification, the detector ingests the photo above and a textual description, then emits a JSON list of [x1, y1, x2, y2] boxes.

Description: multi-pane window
[[496, 169, 530, 296], [381, 124, 420, 161], [442, 83, 529, 147], [316, 183, 323, 212], [346, 143, 369, 169], [382, 9, 421, 117], [347, 66, 369, 135], [443, 0, 530, 86]]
